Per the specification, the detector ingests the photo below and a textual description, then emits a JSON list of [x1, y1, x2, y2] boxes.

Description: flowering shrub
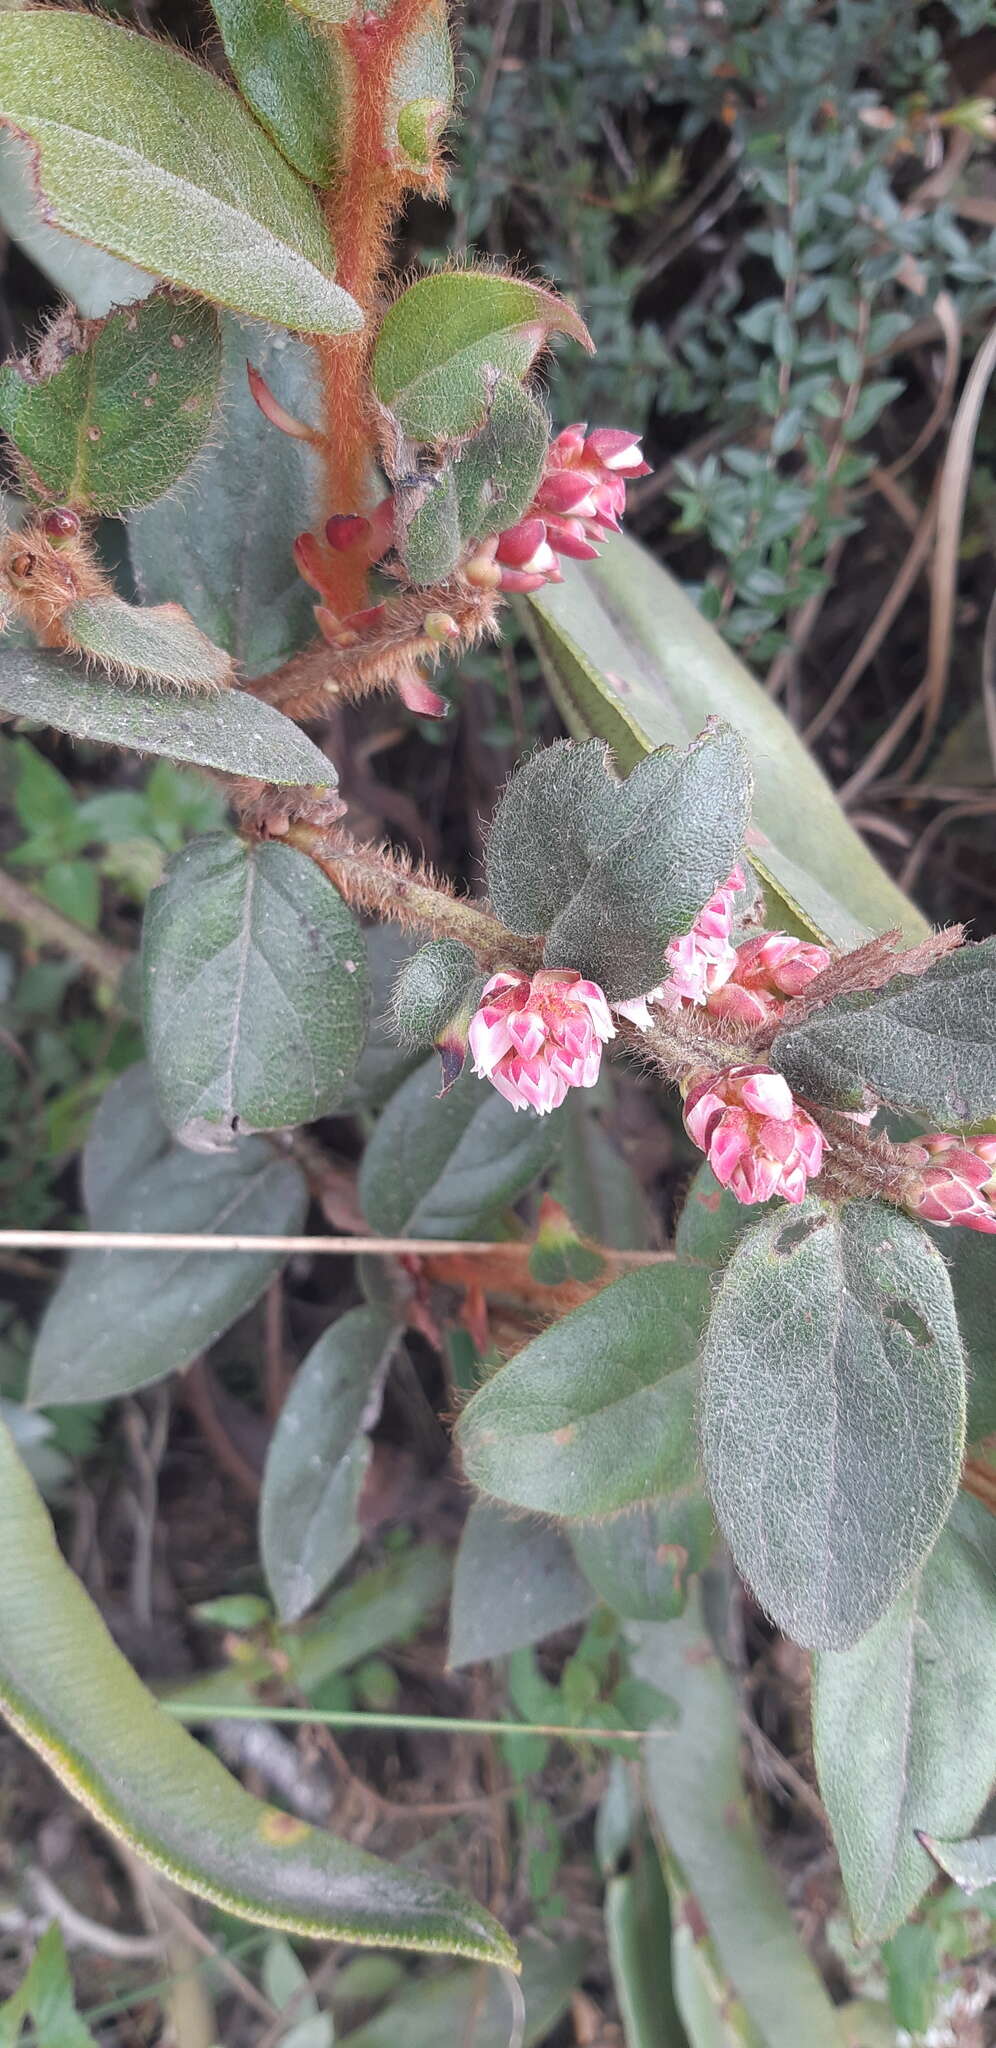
[[0, 0, 994, 2032]]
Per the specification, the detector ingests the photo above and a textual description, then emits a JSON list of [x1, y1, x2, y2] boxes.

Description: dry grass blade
[[805, 481, 938, 746], [882, 290, 961, 482]]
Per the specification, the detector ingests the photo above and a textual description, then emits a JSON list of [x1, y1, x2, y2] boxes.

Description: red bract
[[909, 1133, 996, 1235], [468, 967, 616, 1115], [683, 1063, 826, 1206]]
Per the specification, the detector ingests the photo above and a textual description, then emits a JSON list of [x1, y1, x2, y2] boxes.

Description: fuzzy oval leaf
[[0, 292, 219, 513], [29, 1134, 308, 1403], [130, 317, 323, 677], [399, 470, 462, 584], [526, 538, 928, 948], [456, 1265, 709, 1520], [358, 1058, 555, 1239], [772, 938, 996, 1123], [0, 1418, 516, 1965], [0, 648, 337, 785], [65, 599, 234, 690], [924, 1224, 996, 1442], [372, 272, 590, 441], [0, 132, 152, 318], [486, 730, 752, 1001], [813, 1497, 996, 1939], [388, 5, 453, 168], [448, 1501, 595, 1667], [674, 1159, 754, 1272], [393, 939, 479, 1049], [0, 14, 361, 335], [918, 1832, 996, 1895], [211, 0, 343, 185], [453, 375, 550, 543], [261, 1307, 399, 1624], [142, 836, 368, 1150], [570, 1490, 716, 1621], [701, 1200, 966, 1650], [558, 1095, 653, 1252]]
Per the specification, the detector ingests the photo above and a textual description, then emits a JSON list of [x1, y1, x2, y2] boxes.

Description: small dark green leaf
[[0, 14, 361, 334], [0, 1423, 515, 1965], [570, 1490, 715, 1620], [557, 1096, 652, 1251], [448, 1501, 594, 1667], [0, 1925, 96, 2047], [392, 939, 480, 1049], [358, 1058, 555, 1239], [772, 937, 996, 1122], [372, 272, 591, 441], [453, 376, 549, 543], [0, 649, 336, 786], [701, 1200, 966, 1649], [29, 1068, 308, 1402], [398, 470, 462, 584], [211, 0, 344, 185], [605, 1837, 685, 2048], [142, 836, 368, 1149], [0, 292, 220, 513], [339, 926, 420, 1113], [674, 1158, 754, 1270], [456, 1266, 708, 1519], [260, 1307, 399, 1624], [813, 1498, 996, 1938], [130, 317, 323, 677], [486, 731, 752, 1000], [65, 598, 234, 690], [918, 1831, 996, 1895], [338, 1932, 586, 2048]]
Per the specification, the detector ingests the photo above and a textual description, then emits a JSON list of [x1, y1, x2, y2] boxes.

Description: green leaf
[[453, 375, 550, 542], [917, 1831, 996, 1895], [0, 14, 362, 335], [392, 938, 479, 1048], [570, 1490, 715, 1621], [0, 1925, 96, 2048], [399, 469, 463, 583], [0, 1420, 516, 1965], [448, 1501, 594, 1667], [526, 538, 928, 948], [260, 1307, 399, 1624], [80, 1058, 167, 1216], [285, 0, 358, 22], [456, 1265, 708, 1519], [926, 1226, 996, 1442], [813, 1497, 996, 1939], [773, 938, 996, 1122], [701, 1200, 966, 1650], [211, 0, 343, 185], [0, 132, 152, 319], [0, 648, 337, 786], [339, 925, 421, 1112], [338, 1932, 585, 2048], [371, 272, 591, 441], [387, 4, 454, 169], [0, 291, 220, 513], [557, 1095, 652, 1251], [674, 1160, 753, 1271], [142, 836, 368, 1150], [130, 316, 323, 676], [358, 1057, 555, 1239], [487, 731, 752, 1000], [605, 1837, 686, 2048], [633, 1592, 846, 2048], [65, 598, 234, 690], [29, 1066, 308, 1402]]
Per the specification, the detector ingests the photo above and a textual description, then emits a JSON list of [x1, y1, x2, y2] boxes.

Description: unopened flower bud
[[469, 968, 615, 1115], [42, 507, 81, 543], [731, 931, 832, 999], [423, 609, 460, 643], [908, 1133, 996, 1235], [683, 1063, 825, 1206], [393, 939, 482, 1094], [325, 513, 371, 552]]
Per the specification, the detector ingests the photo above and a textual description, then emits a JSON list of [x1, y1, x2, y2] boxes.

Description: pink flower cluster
[[465, 426, 650, 595], [468, 967, 615, 1115], [909, 1133, 996, 1235], [615, 869, 831, 1032], [683, 1064, 826, 1207]]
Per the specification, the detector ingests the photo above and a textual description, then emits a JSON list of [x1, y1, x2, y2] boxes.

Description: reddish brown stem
[[318, 0, 439, 614]]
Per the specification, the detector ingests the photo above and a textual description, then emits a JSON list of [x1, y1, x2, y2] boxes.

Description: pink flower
[[909, 1133, 996, 1235], [683, 1064, 826, 1206], [465, 424, 650, 594], [706, 930, 831, 1027], [468, 968, 616, 1115]]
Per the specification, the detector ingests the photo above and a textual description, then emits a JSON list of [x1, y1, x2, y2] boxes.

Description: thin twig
[[0, 865, 129, 985], [0, 1227, 677, 1259]]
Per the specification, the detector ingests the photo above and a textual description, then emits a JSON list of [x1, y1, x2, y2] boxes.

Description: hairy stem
[[318, 0, 440, 615], [286, 821, 542, 971]]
